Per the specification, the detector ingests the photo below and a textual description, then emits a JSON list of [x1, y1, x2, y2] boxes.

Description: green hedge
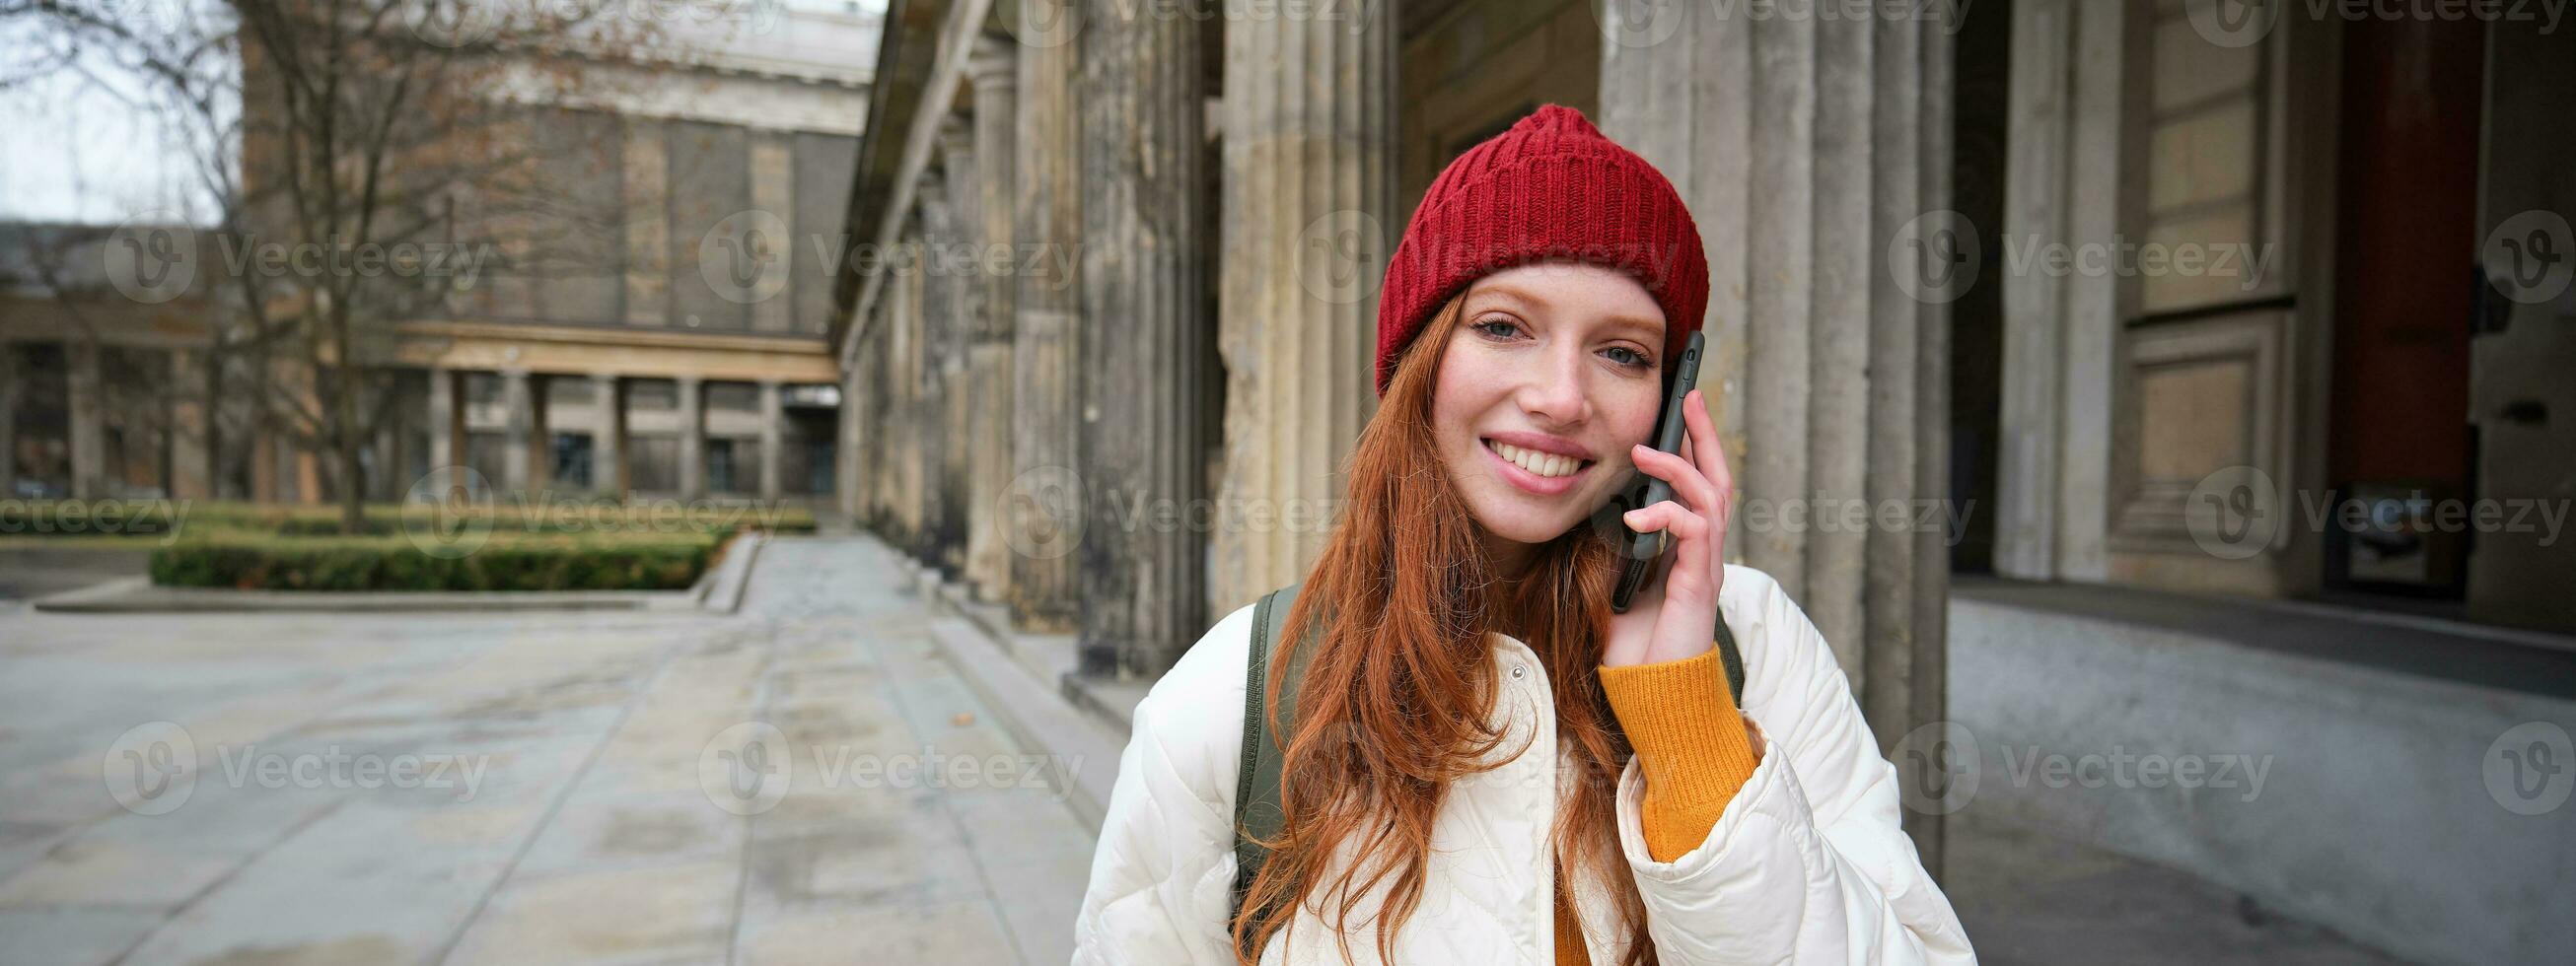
[[148, 531, 730, 592]]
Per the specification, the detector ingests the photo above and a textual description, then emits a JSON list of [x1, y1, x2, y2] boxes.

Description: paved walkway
[[0, 537, 1088, 965], [0, 535, 2419, 965]]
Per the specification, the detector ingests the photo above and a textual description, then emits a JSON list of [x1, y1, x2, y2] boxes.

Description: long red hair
[[1232, 294, 1657, 964]]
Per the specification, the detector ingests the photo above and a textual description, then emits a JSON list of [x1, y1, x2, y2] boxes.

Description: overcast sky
[[0, 0, 885, 228]]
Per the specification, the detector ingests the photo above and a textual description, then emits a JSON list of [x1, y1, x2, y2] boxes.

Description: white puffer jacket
[[1072, 565, 1975, 964]]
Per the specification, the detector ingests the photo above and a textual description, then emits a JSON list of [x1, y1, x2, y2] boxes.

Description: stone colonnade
[[0, 336, 818, 505], [845, 9, 1956, 873]]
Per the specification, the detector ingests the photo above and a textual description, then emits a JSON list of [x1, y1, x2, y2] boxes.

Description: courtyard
[[0, 537, 1084, 965]]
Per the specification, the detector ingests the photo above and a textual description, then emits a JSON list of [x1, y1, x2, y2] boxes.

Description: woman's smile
[[1479, 433, 1597, 494]]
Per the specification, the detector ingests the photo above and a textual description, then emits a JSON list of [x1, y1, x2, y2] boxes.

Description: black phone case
[[1611, 331, 1707, 613]]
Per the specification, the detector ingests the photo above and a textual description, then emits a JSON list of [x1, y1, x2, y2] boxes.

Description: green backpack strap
[[1715, 609, 1748, 704], [1232, 584, 1307, 936], [1227, 585, 1747, 930]]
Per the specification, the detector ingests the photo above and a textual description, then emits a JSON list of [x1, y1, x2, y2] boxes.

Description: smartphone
[[1610, 330, 1706, 613]]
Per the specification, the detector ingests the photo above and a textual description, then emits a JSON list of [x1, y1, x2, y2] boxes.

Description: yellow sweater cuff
[[1599, 647, 1761, 862]]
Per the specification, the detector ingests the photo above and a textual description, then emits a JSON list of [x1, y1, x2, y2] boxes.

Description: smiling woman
[[1074, 104, 1973, 966]]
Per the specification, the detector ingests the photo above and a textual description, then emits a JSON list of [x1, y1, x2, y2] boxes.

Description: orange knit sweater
[[1553, 647, 1762, 965]]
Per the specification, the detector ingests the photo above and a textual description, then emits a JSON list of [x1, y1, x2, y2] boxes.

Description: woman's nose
[[1516, 348, 1590, 426]]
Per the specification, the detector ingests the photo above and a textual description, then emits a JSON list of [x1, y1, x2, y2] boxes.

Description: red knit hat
[[1375, 104, 1708, 394]]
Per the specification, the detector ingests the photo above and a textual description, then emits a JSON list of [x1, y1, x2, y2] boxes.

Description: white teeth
[[1488, 441, 1582, 479]]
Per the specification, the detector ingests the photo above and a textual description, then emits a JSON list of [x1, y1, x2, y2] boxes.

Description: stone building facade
[[2, 6, 880, 508]]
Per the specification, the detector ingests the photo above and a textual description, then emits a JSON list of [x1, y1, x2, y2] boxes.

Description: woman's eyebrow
[[1469, 282, 1550, 312], [1600, 313, 1664, 340]]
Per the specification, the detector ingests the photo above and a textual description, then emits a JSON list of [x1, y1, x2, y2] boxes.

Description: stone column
[[1212, 0, 1395, 613], [501, 370, 534, 494], [751, 132, 796, 333], [528, 375, 551, 493], [930, 122, 975, 576], [676, 375, 705, 498], [428, 369, 465, 472], [591, 374, 625, 497], [1009, 11, 1086, 630], [624, 119, 671, 327], [894, 259, 926, 546], [1599, 1, 1956, 871], [68, 339, 105, 500], [911, 176, 955, 570], [839, 362, 865, 518], [964, 37, 1020, 603], [0, 346, 20, 496], [168, 348, 212, 500], [756, 379, 784, 501], [1079, 0, 1211, 677]]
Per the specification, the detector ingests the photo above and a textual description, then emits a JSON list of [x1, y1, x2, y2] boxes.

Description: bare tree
[[8, 0, 684, 530]]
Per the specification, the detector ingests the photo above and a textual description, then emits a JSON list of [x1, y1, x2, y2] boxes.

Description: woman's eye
[[1472, 318, 1521, 339], [1604, 346, 1651, 369]]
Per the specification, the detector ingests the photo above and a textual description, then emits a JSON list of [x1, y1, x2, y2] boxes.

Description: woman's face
[[1433, 261, 1669, 549]]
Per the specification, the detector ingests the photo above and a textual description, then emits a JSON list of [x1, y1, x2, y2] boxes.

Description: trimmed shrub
[[149, 530, 730, 592]]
